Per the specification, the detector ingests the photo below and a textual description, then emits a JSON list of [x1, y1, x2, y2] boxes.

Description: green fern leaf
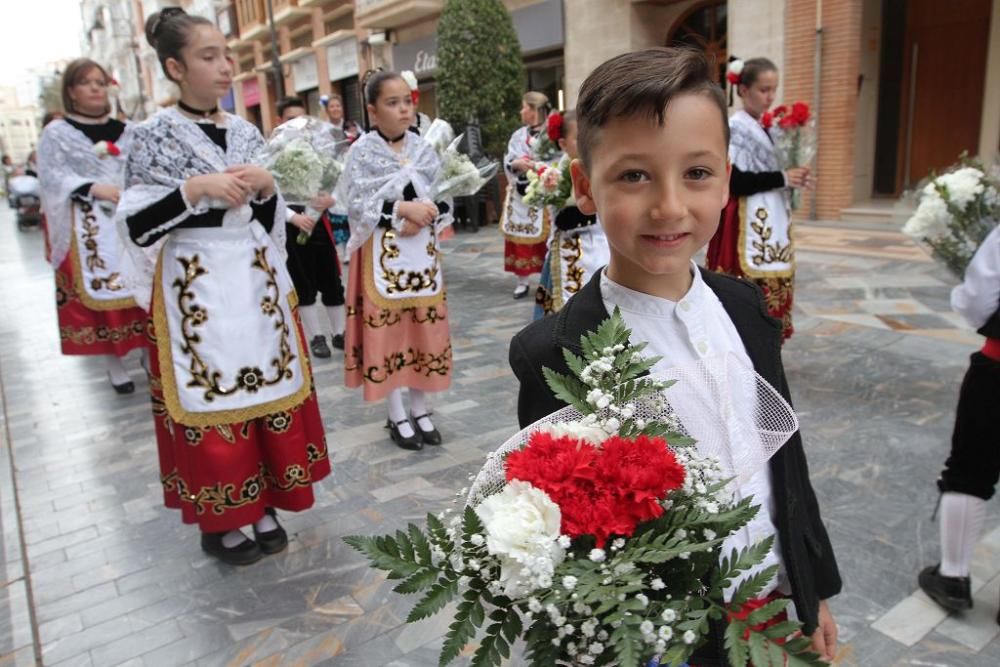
[[406, 576, 459, 623]]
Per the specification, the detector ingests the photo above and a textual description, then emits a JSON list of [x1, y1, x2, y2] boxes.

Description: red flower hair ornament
[[546, 111, 564, 143]]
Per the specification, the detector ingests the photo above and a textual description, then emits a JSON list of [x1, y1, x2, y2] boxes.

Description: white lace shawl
[[335, 130, 451, 257], [116, 107, 286, 311], [729, 110, 782, 173], [37, 119, 133, 267]]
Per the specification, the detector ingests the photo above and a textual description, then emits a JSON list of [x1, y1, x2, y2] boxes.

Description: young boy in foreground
[[509, 48, 841, 665]]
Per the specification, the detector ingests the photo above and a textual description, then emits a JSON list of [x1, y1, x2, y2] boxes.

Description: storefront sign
[[242, 77, 261, 107], [327, 37, 360, 82], [293, 54, 319, 92], [392, 0, 564, 78]]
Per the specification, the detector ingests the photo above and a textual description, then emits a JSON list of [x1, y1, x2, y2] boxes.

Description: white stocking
[[325, 305, 346, 336], [388, 388, 415, 438], [939, 492, 987, 578], [299, 304, 323, 340], [409, 389, 434, 432], [221, 529, 250, 548], [106, 355, 130, 386]]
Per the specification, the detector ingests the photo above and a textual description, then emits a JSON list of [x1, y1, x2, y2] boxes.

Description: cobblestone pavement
[[1, 207, 999, 666]]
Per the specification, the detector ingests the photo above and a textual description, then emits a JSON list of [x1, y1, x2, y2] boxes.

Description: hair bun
[[144, 6, 186, 49]]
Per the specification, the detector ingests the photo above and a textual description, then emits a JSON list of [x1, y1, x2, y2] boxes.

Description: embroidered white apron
[[153, 223, 309, 425]]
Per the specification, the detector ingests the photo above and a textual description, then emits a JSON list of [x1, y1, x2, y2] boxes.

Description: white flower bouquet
[[257, 116, 347, 243], [346, 313, 825, 666], [902, 156, 1000, 278], [428, 135, 498, 202]]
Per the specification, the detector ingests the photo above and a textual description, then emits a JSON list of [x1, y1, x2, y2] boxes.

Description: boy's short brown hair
[[576, 47, 729, 169]]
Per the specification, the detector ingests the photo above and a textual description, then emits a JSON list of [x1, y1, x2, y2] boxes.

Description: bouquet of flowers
[[423, 118, 457, 157], [524, 157, 573, 209], [257, 116, 347, 243], [763, 102, 816, 210], [428, 135, 499, 202], [902, 155, 1000, 278], [346, 313, 825, 666]]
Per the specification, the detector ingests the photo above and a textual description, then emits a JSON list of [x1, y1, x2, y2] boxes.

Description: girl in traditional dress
[[117, 7, 330, 565], [37, 59, 148, 393], [339, 70, 453, 451], [533, 110, 609, 319], [705, 57, 811, 340], [502, 92, 553, 300]]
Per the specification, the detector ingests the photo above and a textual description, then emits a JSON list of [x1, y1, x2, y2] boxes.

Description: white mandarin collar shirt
[[600, 264, 789, 599]]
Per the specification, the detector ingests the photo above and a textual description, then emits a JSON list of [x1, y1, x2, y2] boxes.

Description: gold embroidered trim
[[161, 443, 328, 516], [153, 247, 312, 427], [362, 232, 447, 310], [68, 202, 138, 311], [737, 198, 794, 279], [501, 186, 551, 245], [60, 321, 145, 346]]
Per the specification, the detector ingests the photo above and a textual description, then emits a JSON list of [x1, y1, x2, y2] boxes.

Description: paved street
[[1, 204, 999, 666]]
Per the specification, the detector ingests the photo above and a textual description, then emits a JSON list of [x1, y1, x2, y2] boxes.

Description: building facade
[[73, 0, 1000, 221], [0, 87, 41, 163]]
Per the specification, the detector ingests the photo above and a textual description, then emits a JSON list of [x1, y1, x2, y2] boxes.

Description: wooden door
[[898, 0, 991, 189]]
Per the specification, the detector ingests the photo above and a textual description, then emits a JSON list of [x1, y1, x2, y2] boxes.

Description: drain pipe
[[809, 0, 824, 221]]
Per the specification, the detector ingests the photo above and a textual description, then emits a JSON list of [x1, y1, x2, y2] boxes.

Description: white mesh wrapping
[[467, 353, 798, 507]]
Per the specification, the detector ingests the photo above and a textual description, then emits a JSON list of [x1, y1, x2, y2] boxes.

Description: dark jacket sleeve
[[730, 165, 785, 197], [509, 326, 568, 429], [777, 364, 843, 601]]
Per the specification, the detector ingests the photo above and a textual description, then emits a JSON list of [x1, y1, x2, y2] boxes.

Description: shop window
[[667, 1, 728, 84]]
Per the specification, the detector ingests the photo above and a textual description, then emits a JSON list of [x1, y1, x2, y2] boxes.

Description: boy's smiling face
[[571, 93, 729, 300]]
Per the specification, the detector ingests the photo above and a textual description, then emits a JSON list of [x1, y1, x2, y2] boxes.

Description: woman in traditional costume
[[118, 7, 330, 565], [37, 59, 147, 393], [339, 70, 453, 451], [533, 110, 609, 320], [705, 57, 811, 340], [501, 92, 554, 300]]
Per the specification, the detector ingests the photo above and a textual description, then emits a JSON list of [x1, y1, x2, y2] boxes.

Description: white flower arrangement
[[903, 156, 1000, 277]]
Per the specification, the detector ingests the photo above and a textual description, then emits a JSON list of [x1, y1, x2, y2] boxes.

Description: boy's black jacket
[[509, 268, 842, 665]]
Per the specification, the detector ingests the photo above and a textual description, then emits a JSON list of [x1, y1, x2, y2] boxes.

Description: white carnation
[[475, 481, 565, 598], [539, 421, 607, 446]]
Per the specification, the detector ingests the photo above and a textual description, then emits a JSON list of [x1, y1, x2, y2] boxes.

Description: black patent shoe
[[387, 418, 423, 450], [918, 564, 973, 612], [513, 284, 529, 300], [411, 412, 442, 445], [201, 531, 264, 566], [310, 335, 332, 358], [253, 507, 288, 554], [331, 333, 345, 350], [108, 372, 135, 394]]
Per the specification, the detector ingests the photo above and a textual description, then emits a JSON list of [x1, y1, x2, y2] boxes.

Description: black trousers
[[938, 352, 1000, 500], [284, 220, 345, 307]]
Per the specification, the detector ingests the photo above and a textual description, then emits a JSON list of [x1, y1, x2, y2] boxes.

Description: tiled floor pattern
[[0, 212, 998, 665]]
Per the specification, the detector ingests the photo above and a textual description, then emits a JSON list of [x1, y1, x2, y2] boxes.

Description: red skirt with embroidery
[[504, 239, 547, 277], [54, 254, 147, 357], [146, 307, 331, 533], [706, 197, 795, 341]]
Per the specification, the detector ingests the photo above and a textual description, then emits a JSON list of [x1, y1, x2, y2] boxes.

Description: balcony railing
[[235, 0, 266, 35], [354, 0, 443, 29]]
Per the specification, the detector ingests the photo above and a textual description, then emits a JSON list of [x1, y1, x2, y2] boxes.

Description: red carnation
[[546, 112, 563, 143], [106, 142, 121, 156], [505, 430, 686, 547], [726, 71, 741, 85], [600, 435, 686, 526], [506, 431, 600, 496], [760, 111, 774, 130]]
